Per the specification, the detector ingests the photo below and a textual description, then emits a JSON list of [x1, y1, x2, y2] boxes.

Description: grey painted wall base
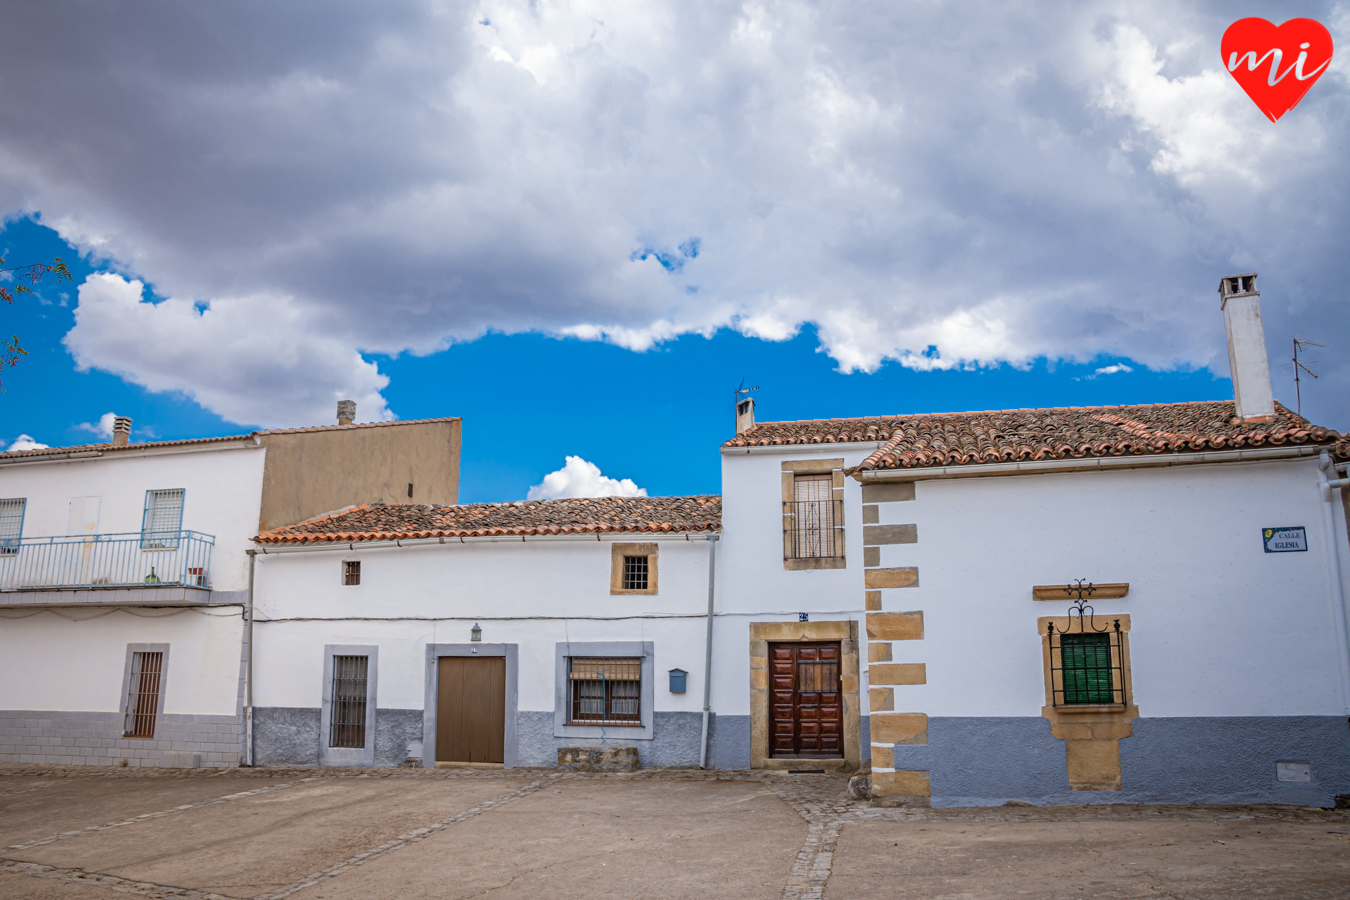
[[252, 707, 424, 768], [0, 709, 242, 767], [885, 716, 1350, 808], [518, 710, 707, 768]]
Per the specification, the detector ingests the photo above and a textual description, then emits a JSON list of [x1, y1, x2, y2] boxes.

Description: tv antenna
[[1291, 334, 1323, 417], [734, 378, 759, 404]]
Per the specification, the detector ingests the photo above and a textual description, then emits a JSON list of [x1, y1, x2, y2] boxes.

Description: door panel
[[768, 642, 843, 758], [436, 656, 506, 763]]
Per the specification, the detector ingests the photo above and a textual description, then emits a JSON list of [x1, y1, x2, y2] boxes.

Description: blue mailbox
[[668, 668, 687, 693]]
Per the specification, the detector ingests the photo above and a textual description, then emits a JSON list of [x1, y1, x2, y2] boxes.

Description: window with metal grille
[[786, 474, 842, 559], [0, 498, 24, 556], [569, 657, 642, 724], [1047, 621, 1127, 707], [622, 555, 648, 591], [343, 560, 361, 585], [141, 489, 185, 549], [123, 652, 163, 738], [329, 655, 369, 748]]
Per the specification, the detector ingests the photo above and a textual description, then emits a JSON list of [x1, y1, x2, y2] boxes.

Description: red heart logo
[[1222, 18, 1334, 122]]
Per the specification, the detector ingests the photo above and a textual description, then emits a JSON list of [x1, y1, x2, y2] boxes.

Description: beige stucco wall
[[257, 419, 461, 532]]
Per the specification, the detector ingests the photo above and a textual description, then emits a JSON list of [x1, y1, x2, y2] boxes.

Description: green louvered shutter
[[1060, 633, 1114, 704]]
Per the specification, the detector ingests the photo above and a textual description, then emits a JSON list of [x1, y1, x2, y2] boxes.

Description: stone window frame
[[782, 459, 847, 571], [553, 641, 655, 741], [1037, 613, 1138, 792], [320, 644, 377, 767], [748, 620, 861, 771], [119, 643, 170, 740], [610, 543, 658, 594]]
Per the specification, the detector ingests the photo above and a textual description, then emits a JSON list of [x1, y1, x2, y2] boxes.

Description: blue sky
[[1, 2, 1346, 502]]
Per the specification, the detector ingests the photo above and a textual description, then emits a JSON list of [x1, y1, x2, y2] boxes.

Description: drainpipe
[[1316, 453, 1350, 715], [699, 534, 719, 769], [245, 549, 257, 766]]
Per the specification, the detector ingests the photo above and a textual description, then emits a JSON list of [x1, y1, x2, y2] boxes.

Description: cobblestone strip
[[5, 777, 319, 852], [0, 859, 233, 900], [760, 776, 855, 900], [0, 783, 56, 800], [252, 774, 564, 900]]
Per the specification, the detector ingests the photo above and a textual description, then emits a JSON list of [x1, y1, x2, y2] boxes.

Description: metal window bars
[[329, 655, 369, 748], [1047, 601, 1127, 707], [141, 489, 185, 550], [569, 657, 642, 724], [622, 555, 648, 590], [123, 651, 163, 738], [0, 498, 25, 556], [343, 560, 361, 586], [784, 499, 845, 559], [0, 531, 214, 591]]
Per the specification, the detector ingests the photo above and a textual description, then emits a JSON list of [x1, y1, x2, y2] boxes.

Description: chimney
[[336, 400, 356, 426], [735, 396, 755, 435], [1218, 273, 1275, 422], [111, 416, 132, 447]]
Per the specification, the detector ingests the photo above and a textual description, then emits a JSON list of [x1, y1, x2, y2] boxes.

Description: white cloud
[[76, 411, 117, 440], [7, 435, 48, 451], [1095, 364, 1134, 376], [527, 456, 647, 501], [0, 1, 1347, 423]]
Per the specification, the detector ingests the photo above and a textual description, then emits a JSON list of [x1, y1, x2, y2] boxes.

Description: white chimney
[[111, 416, 132, 447], [336, 400, 356, 426], [735, 396, 755, 435], [1218, 274, 1275, 422]]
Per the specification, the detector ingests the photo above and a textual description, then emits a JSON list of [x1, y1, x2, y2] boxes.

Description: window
[[622, 555, 648, 591], [1045, 618, 1129, 708], [609, 543, 657, 594], [343, 560, 361, 585], [0, 498, 24, 555], [141, 489, 184, 549], [569, 657, 642, 724], [788, 474, 842, 559], [123, 651, 163, 738], [329, 655, 370, 748]]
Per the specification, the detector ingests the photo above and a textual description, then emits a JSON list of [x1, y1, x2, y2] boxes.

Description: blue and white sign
[[1263, 526, 1307, 553]]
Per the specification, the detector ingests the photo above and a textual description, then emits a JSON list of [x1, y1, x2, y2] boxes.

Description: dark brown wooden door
[[436, 656, 505, 763], [769, 642, 843, 758]]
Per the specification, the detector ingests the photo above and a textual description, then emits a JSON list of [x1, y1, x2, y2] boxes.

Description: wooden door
[[769, 642, 843, 758], [436, 656, 506, 764]]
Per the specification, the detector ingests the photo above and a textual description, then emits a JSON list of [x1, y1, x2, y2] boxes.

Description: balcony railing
[[0, 531, 215, 592]]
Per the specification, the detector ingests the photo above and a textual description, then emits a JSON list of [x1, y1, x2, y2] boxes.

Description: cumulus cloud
[[76, 412, 117, 440], [6, 435, 48, 451], [0, 1, 1347, 424], [1095, 364, 1134, 376], [527, 456, 647, 500]]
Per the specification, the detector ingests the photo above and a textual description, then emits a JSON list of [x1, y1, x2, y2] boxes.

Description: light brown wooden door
[[769, 642, 843, 758], [436, 656, 506, 764]]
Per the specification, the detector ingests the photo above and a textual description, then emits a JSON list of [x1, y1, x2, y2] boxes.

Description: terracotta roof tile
[[722, 401, 1343, 471], [255, 495, 722, 544], [0, 417, 460, 461]]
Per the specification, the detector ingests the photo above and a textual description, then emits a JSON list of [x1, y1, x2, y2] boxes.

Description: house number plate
[[1263, 527, 1307, 553]]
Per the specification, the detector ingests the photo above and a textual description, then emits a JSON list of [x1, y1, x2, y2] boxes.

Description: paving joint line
[[5, 777, 321, 852], [0, 859, 234, 899], [759, 775, 855, 900], [251, 774, 564, 900]]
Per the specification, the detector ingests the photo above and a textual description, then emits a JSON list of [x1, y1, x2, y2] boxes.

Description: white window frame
[[0, 497, 24, 556], [553, 641, 654, 741]]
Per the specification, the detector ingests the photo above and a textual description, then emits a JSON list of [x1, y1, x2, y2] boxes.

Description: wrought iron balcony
[[0, 531, 215, 592]]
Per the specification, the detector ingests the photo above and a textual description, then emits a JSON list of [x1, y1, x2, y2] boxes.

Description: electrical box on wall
[[668, 668, 687, 693]]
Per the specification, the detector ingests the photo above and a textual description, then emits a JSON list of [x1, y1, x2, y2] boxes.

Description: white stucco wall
[[251, 536, 717, 713], [0, 607, 244, 715], [0, 444, 267, 592]]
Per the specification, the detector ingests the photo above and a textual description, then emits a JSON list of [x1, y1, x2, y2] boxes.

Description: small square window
[[622, 555, 648, 591], [343, 560, 361, 585]]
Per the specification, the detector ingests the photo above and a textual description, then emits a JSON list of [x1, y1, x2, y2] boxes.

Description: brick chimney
[[111, 416, 132, 446], [735, 396, 755, 435], [1218, 274, 1275, 423], [336, 400, 356, 426]]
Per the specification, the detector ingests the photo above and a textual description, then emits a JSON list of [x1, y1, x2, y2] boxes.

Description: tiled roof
[[722, 401, 1344, 471], [255, 495, 723, 544], [0, 417, 460, 461]]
